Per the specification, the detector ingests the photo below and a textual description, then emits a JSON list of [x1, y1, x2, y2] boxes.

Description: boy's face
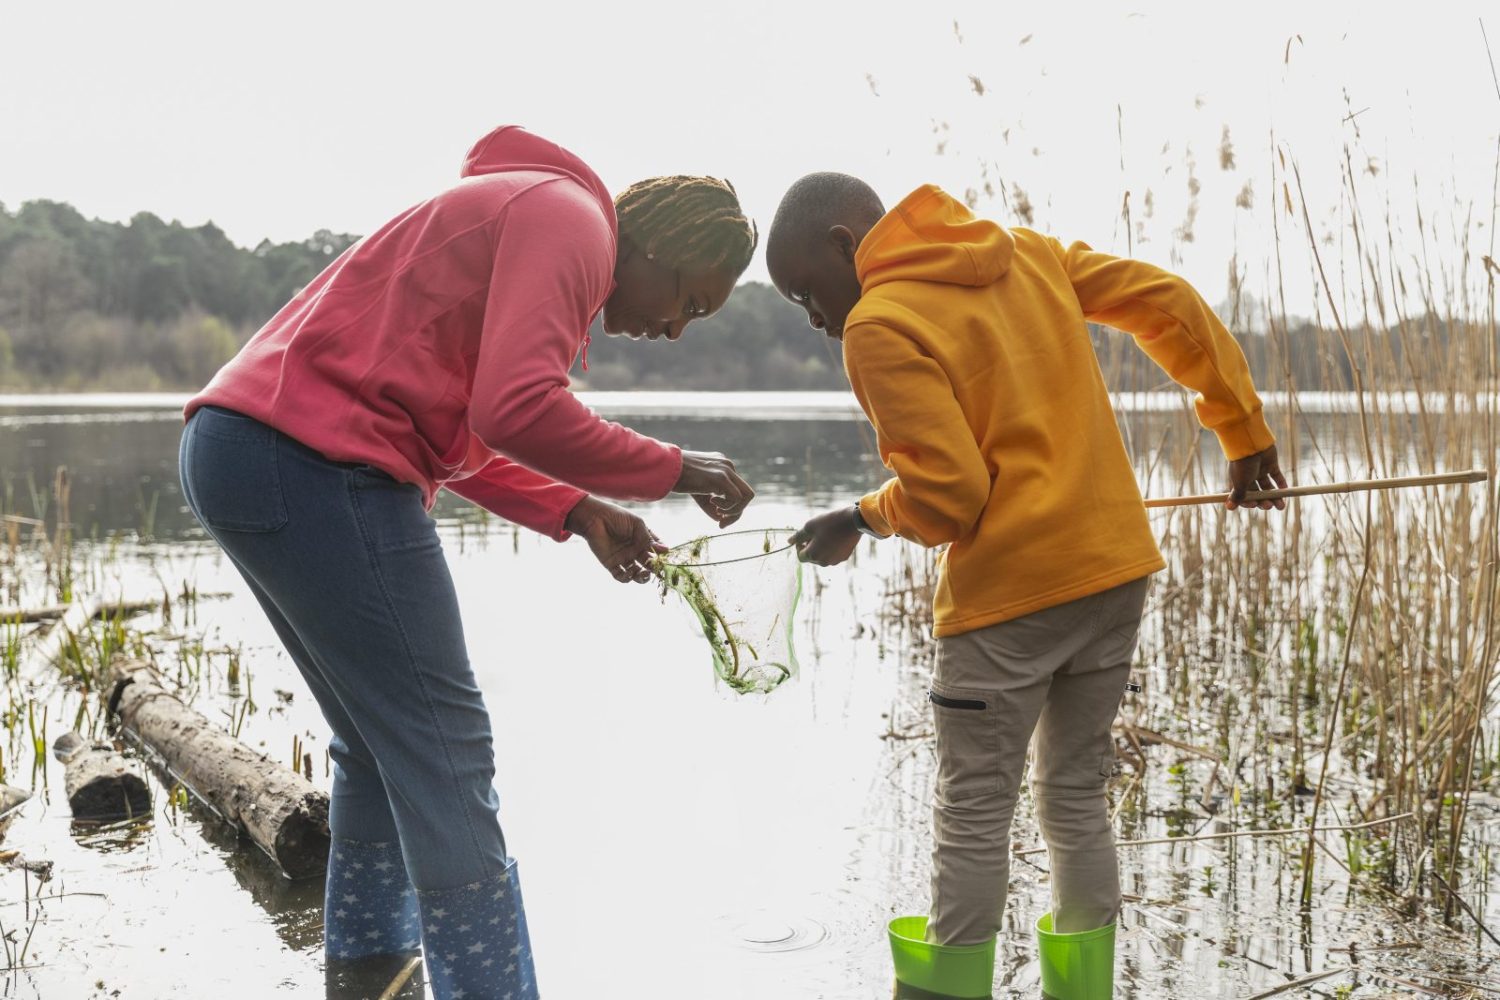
[[767, 226, 864, 341]]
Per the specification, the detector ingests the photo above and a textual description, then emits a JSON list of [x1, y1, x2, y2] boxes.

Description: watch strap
[[852, 503, 883, 539]]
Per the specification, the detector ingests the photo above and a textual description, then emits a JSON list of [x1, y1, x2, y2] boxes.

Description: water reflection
[[0, 395, 1494, 998], [0, 394, 1393, 543], [0, 402, 882, 539]]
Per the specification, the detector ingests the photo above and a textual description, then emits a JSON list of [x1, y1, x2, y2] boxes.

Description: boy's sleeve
[[844, 322, 991, 547], [1049, 237, 1274, 459], [443, 454, 587, 542]]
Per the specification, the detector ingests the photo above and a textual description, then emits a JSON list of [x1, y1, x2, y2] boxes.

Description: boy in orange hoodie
[[771, 174, 1284, 999]]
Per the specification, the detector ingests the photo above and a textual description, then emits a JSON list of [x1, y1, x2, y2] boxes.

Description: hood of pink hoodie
[[461, 126, 615, 223], [460, 126, 614, 371]]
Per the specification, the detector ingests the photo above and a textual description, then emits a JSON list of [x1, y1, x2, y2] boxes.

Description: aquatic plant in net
[[654, 528, 803, 695]]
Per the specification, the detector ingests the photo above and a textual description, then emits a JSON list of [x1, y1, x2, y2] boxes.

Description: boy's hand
[[565, 497, 667, 583], [791, 507, 861, 566], [1227, 444, 1288, 511]]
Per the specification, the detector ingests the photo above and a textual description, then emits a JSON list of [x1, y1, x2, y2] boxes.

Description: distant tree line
[[0, 199, 1458, 394], [0, 199, 849, 392], [0, 200, 359, 390]]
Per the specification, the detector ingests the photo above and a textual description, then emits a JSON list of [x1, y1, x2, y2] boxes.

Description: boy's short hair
[[769, 172, 886, 252]]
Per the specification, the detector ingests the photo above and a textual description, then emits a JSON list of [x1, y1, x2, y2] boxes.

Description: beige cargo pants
[[926, 576, 1150, 945]]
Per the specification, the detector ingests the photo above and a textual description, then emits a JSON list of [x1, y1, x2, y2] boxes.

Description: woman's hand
[[673, 451, 755, 527], [565, 497, 666, 583], [790, 507, 861, 567], [1227, 444, 1288, 511]]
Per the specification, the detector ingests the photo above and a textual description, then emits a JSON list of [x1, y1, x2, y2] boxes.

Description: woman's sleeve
[[466, 181, 683, 501], [443, 452, 586, 542]]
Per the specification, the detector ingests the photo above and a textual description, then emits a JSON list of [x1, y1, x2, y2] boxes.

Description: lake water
[[0, 393, 1495, 999]]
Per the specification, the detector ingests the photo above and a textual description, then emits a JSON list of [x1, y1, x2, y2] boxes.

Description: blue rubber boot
[[417, 858, 537, 1000], [324, 836, 422, 961]]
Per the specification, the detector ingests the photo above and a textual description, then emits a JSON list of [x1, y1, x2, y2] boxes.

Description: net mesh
[[654, 528, 803, 695]]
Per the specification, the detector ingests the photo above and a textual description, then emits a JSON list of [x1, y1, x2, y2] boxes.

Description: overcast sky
[[3, 1, 1496, 309]]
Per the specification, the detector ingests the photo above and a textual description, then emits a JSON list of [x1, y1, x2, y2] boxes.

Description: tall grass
[[1106, 142, 1499, 914]]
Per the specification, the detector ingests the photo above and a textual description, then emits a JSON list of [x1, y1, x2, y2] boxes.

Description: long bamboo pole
[[1143, 469, 1489, 508]]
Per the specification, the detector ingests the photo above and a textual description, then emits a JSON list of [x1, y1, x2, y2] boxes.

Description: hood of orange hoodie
[[854, 184, 1014, 292], [460, 125, 616, 232]]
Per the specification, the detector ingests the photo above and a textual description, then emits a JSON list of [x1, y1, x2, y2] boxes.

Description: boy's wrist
[[851, 503, 883, 539]]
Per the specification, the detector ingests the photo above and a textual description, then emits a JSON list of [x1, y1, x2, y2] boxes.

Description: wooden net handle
[[1144, 469, 1490, 509]]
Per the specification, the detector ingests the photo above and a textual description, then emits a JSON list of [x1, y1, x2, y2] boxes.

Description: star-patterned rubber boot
[[417, 858, 537, 1000], [323, 836, 422, 962]]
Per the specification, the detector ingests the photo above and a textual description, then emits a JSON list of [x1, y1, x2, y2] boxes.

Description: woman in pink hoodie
[[179, 126, 757, 1000]]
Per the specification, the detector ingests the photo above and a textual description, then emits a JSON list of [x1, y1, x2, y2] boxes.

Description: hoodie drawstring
[[580, 333, 591, 372]]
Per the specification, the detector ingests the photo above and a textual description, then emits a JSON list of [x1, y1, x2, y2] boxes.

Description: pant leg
[[230, 563, 404, 842], [180, 407, 536, 999], [1031, 577, 1149, 933], [232, 565, 421, 960], [182, 423, 422, 961], [180, 405, 507, 886], [926, 596, 1103, 946]]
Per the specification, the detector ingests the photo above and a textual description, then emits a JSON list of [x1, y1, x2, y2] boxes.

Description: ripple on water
[[725, 911, 831, 953], [701, 885, 895, 1000]]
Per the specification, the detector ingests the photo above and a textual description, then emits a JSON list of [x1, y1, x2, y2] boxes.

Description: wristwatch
[[851, 503, 883, 540]]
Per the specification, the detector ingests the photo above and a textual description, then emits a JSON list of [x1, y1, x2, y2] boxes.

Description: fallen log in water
[[23, 596, 104, 674], [0, 597, 162, 625], [0, 784, 30, 841], [0, 849, 52, 881], [105, 657, 329, 879], [52, 731, 151, 823]]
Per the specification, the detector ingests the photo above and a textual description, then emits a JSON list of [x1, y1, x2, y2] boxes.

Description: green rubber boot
[[1034, 913, 1115, 1000], [887, 916, 995, 999]]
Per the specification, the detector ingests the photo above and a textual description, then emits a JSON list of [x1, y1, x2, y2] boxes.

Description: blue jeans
[[180, 405, 538, 998]]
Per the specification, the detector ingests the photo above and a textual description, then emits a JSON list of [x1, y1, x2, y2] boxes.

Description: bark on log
[[0, 849, 53, 880], [0, 597, 162, 625], [106, 657, 330, 879], [24, 596, 103, 674], [52, 730, 151, 823], [0, 784, 30, 841]]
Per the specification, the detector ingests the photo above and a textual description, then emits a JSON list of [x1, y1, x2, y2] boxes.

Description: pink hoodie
[[186, 126, 683, 540]]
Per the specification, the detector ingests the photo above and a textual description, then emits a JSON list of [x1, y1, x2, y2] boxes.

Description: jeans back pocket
[[182, 407, 289, 533]]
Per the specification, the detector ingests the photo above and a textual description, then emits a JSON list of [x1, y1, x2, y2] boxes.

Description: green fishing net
[[654, 528, 803, 695]]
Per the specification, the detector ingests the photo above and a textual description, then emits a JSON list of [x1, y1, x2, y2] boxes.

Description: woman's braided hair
[[614, 176, 758, 276]]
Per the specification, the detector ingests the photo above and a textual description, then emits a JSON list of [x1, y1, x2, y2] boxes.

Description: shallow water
[[0, 394, 1495, 998]]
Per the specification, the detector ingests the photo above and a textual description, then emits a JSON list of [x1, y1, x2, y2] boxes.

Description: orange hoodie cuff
[[857, 492, 896, 538], [1214, 410, 1276, 461]]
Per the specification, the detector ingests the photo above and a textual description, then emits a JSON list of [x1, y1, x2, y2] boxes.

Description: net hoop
[[659, 527, 799, 569]]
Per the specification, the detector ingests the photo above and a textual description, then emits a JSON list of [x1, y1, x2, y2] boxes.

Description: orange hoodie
[[848, 185, 1274, 637]]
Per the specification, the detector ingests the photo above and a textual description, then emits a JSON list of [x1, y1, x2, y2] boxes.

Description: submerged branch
[[1013, 812, 1413, 858]]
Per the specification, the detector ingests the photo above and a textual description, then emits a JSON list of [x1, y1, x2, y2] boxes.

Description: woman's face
[[602, 241, 737, 341]]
